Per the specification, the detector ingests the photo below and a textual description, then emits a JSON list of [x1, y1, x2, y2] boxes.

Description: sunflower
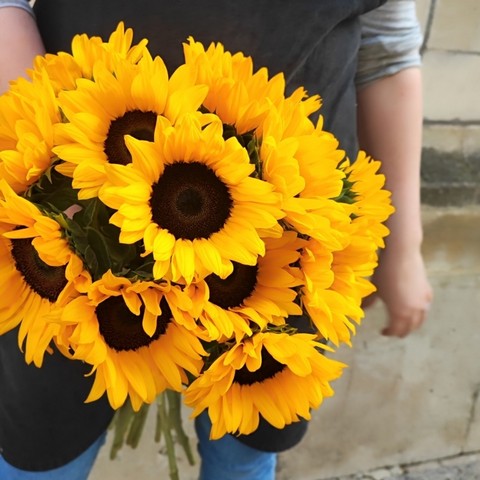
[[0, 22, 153, 196], [0, 70, 61, 193], [183, 37, 289, 135], [259, 103, 353, 249], [299, 234, 383, 346], [181, 47, 353, 248], [184, 329, 346, 439], [299, 237, 363, 346], [58, 272, 206, 411], [0, 181, 90, 367], [53, 41, 208, 199], [32, 22, 149, 94], [252, 82, 322, 145], [297, 152, 394, 344], [70, 21, 149, 80], [99, 113, 283, 284], [342, 151, 395, 248], [184, 230, 304, 342], [325, 153, 394, 323], [330, 233, 379, 321]]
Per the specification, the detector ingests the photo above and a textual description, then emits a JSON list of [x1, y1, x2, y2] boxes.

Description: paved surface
[[319, 452, 480, 480], [93, 447, 480, 479]]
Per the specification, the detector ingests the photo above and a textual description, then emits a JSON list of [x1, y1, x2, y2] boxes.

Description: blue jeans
[[195, 412, 277, 480], [0, 433, 106, 480]]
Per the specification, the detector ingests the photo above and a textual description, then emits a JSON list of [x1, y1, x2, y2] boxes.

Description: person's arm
[[0, 4, 45, 93], [357, 66, 433, 337]]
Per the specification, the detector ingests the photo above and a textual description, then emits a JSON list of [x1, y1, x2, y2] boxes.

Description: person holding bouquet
[[0, 1, 430, 479]]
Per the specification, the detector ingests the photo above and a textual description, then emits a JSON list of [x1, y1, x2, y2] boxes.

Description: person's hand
[[363, 245, 433, 338]]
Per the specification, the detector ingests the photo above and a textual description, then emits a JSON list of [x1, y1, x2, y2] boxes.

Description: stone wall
[[418, 0, 480, 205]]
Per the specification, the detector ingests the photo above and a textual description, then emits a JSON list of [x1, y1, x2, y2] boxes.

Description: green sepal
[[26, 164, 79, 213]]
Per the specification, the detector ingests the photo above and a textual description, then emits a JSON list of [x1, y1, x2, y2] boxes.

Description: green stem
[[154, 398, 163, 444], [126, 403, 150, 449], [157, 393, 179, 480], [109, 401, 135, 460], [166, 390, 195, 466]]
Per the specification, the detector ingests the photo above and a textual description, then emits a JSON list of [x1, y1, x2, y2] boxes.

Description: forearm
[[357, 66, 432, 336], [0, 4, 45, 93], [357, 66, 424, 252]]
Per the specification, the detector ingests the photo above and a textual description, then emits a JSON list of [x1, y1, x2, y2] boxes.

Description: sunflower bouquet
[[0, 22, 393, 476]]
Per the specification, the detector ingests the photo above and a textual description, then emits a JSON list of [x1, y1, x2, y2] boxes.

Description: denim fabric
[[195, 412, 277, 480], [0, 432, 105, 480]]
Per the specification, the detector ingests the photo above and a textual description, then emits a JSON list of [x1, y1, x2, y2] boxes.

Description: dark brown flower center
[[11, 238, 67, 302], [234, 347, 285, 385], [104, 110, 157, 165], [205, 262, 258, 308], [150, 161, 233, 240], [96, 296, 171, 351]]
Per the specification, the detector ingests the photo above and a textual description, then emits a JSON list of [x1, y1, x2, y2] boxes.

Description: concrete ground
[[89, 205, 480, 479], [313, 451, 480, 480]]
